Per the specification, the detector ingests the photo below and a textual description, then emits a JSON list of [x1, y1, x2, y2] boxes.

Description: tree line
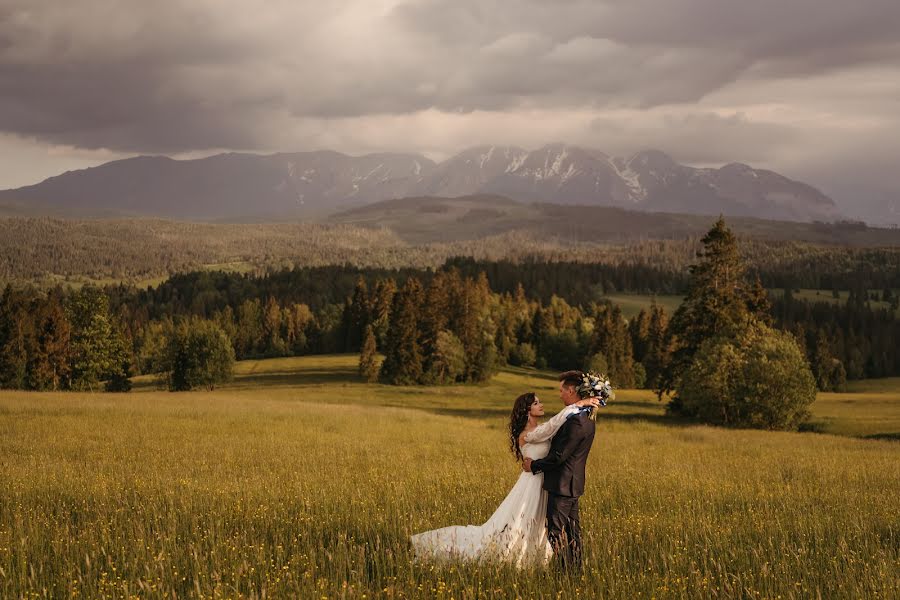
[[2, 232, 898, 394], [0, 287, 131, 392], [0, 286, 235, 392]]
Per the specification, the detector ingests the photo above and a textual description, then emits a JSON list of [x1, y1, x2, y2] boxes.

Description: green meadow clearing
[[600, 294, 684, 320], [603, 290, 900, 321], [1, 355, 898, 598]]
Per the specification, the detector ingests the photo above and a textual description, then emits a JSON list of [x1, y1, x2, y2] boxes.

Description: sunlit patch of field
[[807, 397, 900, 440], [2, 355, 899, 598], [605, 289, 900, 320], [600, 294, 684, 319], [199, 261, 257, 274], [846, 377, 900, 394], [770, 288, 899, 316]]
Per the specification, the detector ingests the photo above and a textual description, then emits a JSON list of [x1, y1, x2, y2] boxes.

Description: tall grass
[[1, 356, 898, 598]]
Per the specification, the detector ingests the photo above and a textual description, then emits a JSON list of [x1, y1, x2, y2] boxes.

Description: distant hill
[[2, 209, 898, 286], [0, 152, 433, 220], [333, 195, 895, 246], [0, 145, 841, 222]]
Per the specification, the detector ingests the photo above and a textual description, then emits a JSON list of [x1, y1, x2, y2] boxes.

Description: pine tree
[[745, 274, 772, 325], [28, 294, 71, 391], [420, 271, 454, 379], [591, 305, 635, 387], [660, 217, 749, 401], [370, 278, 397, 348], [234, 299, 262, 359], [446, 272, 497, 382], [346, 277, 371, 352], [379, 277, 425, 385], [262, 296, 285, 356], [358, 324, 379, 383], [66, 287, 121, 392], [104, 332, 133, 392], [512, 283, 534, 344], [629, 308, 651, 364], [811, 328, 847, 392], [644, 301, 669, 393], [0, 286, 29, 389]]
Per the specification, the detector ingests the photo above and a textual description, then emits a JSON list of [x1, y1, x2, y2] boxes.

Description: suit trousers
[[546, 492, 582, 571]]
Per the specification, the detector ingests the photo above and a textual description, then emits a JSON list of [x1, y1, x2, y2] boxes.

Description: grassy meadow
[[602, 289, 900, 321], [770, 288, 900, 317], [600, 294, 684, 319], [1, 355, 898, 598]]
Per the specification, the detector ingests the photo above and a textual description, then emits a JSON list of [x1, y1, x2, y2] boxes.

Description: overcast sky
[[1, 0, 899, 221]]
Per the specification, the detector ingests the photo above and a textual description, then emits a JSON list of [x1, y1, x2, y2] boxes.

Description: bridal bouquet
[[576, 371, 614, 419]]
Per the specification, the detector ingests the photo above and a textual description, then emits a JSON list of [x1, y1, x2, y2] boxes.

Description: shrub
[[632, 361, 647, 389], [677, 321, 816, 430], [167, 320, 235, 391], [508, 343, 537, 367], [430, 330, 466, 383], [585, 352, 609, 375]]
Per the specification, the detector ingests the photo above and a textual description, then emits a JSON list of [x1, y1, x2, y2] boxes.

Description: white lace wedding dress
[[410, 404, 580, 567]]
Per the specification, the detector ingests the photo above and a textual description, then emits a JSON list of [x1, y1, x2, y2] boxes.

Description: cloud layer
[[1, 0, 899, 221]]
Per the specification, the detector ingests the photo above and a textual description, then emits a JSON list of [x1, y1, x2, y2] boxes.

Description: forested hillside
[[3, 216, 899, 288]]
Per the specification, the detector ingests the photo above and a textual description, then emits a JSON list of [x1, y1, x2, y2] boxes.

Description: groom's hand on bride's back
[[522, 458, 533, 472]]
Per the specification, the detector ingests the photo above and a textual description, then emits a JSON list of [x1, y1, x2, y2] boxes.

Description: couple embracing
[[411, 370, 610, 571]]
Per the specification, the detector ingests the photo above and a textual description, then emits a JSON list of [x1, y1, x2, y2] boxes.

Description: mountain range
[[0, 145, 841, 223]]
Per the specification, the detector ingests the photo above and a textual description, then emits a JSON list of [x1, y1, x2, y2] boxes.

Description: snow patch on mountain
[[610, 159, 645, 201]]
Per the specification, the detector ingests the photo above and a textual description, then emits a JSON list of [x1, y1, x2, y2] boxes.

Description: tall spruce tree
[[370, 278, 397, 348], [629, 308, 651, 364], [588, 304, 634, 387], [358, 324, 379, 383], [262, 296, 285, 356], [379, 277, 425, 385], [643, 301, 670, 392], [66, 287, 127, 392], [745, 274, 773, 326], [420, 271, 455, 381], [345, 278, 371, 352], [0, 286, 29, 389], [29, 294, 71, 391], [659, 217, 751, 403]]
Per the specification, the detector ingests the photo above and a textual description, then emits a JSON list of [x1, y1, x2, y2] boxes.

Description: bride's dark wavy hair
[[509, 392, 537, 462]]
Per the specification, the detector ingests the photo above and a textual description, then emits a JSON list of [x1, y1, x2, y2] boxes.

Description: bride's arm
[[524, 404, 581, 444]]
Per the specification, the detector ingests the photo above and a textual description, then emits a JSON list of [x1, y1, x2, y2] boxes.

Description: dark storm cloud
[[0, 0, 321, 152], [393, 0, 900, 96]]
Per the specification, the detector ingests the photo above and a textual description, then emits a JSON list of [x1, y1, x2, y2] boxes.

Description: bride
[[410, 391, 599, 567]]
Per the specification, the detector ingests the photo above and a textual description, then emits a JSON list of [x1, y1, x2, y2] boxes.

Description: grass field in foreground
[[2, 355, 898, 598]]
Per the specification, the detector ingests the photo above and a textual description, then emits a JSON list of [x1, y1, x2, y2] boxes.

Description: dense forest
[[2, 243, 897, 392], [2, 217, 900, 291]]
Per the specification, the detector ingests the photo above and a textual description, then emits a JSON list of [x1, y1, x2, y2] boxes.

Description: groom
[[523, 370, 596, 571]]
